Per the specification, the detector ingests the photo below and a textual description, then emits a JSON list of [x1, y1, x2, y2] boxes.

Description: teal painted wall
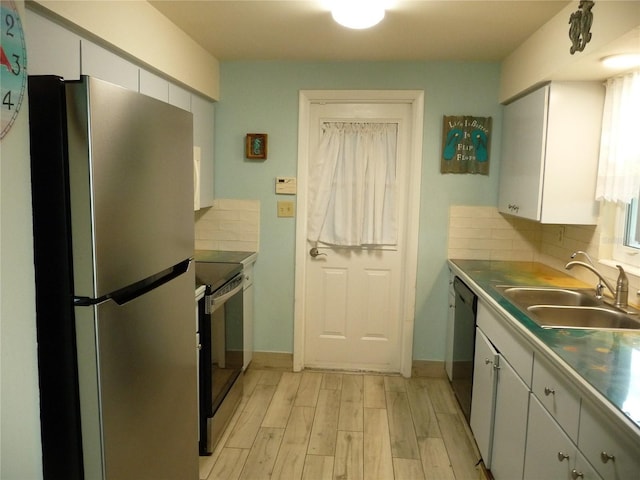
[[214, 61, 502, 361]]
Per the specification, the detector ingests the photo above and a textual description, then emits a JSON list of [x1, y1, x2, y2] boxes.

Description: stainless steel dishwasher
[[451, 276, 478, 423]]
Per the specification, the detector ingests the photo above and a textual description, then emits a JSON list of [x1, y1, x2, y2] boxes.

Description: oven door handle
[[208, 283, 243, 313]]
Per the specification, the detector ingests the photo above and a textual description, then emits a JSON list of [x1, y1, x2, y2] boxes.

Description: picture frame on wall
[[246, 133, 268, 159]]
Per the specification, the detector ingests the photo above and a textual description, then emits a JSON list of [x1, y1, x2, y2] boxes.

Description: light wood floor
[[199, 368, 485, 480]]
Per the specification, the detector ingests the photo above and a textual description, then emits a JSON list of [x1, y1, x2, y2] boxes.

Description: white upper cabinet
[[191, 94, 215, 209], [81, 40, 139, 91], [169, 83, 192, 112], [498, 82, 604, 224], [25, 9, 81, 80], [139, 69, 169, 103], [26, 9, 221, 213]]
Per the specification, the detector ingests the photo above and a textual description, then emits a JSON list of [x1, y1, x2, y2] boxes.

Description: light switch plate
[[275, 176, 297, 194], [277, 201, 295, 217]]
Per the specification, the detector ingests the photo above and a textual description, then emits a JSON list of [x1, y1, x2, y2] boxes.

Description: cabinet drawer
[[532, 354, 581, 441], [578, 398, 640, 480], [477, 300, 533, 386]]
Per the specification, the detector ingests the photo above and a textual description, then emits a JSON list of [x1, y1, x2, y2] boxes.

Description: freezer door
[[75, 268, 198, 480], [66, 76, 194, 298]]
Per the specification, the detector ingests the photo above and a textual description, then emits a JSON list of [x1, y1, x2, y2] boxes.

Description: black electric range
[[195, 262, 242, 292], [194, 250, 255, 290], [194, 251, 252, 455]]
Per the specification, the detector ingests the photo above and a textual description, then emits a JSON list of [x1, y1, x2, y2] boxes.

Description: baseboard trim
[[250, 351, 293, 371], [411, 360, 447, 378], [248, 353, 446, 378]]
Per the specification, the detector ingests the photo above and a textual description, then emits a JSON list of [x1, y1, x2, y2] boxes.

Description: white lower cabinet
[[525, 395, 602, 480], [471, 313, 640, 480], [490, 351, 530, 480], [470, 303, 531, 479], [578, 398, 640, 480], [242, 261, 255, 370], [445, 273, 455, 380], [470, 328, 498, 467]]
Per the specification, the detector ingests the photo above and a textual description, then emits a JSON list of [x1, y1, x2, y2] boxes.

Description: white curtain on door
[[595, 71, 640, 204], [308, 122, 398, 246]]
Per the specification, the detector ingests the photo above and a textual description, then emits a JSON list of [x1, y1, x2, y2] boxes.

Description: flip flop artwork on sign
[[440, 115, 492, 175]]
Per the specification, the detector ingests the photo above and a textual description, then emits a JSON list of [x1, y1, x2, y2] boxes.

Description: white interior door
[[294, 92, 424, 375]]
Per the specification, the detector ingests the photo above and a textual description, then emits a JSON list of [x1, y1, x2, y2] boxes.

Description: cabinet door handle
[[600, 451, 615, 463], [571, 469, 584, 479], [484, 358, 492, 365], [544, 387, 556, 396], [557, 452, 570, 462]]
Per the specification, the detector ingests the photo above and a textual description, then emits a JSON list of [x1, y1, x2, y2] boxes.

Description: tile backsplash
[[448, 205, 639, 305], [195, 199, 260, 252], [448, 206, 541, 261]]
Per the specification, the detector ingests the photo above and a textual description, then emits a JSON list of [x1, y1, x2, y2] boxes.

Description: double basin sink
[[495, 286, 640, 331]]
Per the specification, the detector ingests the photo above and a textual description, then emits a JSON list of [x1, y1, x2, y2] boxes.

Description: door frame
[[293, 90, 424, 377]]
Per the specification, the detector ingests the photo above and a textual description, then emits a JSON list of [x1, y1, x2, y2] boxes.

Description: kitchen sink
[[497, 286, 601, 307], [495, 285, 640, 331], [527, 305, 640, 331]]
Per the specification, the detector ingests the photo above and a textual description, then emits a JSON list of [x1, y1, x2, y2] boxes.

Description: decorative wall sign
[[245, 133, 267, 159], [441, 116, 492, 175], [568, 0, 594, 54]]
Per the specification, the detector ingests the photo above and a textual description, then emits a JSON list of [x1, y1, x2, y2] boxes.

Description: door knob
[[310, 247, 327, 258]]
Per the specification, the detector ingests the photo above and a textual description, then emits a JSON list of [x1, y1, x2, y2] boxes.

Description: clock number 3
[[2, 11, 22, 76]]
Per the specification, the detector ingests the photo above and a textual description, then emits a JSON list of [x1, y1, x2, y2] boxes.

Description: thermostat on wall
[[275, 176, 297, 194]]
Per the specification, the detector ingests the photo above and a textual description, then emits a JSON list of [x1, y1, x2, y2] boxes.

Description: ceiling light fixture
[[601, 54, 640, 69], [331, 1, 386, 30]]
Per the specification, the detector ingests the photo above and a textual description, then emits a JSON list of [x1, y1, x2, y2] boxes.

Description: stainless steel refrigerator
[[28, 75, 198, 480]]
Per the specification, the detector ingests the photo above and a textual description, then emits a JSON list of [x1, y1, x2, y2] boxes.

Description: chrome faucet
[[570, 251, 605, 297], [570, 250, 596, 266], [565, 260, 629, 309]]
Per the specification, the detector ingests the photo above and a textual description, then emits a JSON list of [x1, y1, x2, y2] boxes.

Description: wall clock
[[1, 0, 27, 140]]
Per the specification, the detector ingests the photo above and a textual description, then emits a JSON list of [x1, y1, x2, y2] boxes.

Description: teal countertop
[[449, 260, 640, 433]]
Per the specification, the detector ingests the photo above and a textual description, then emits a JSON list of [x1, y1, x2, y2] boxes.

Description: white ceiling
[[149, 0, 572, 62]]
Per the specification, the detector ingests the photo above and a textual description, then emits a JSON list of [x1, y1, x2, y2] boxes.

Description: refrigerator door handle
[[74, 259, 192, 307], [111, 259, 191, 305]]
